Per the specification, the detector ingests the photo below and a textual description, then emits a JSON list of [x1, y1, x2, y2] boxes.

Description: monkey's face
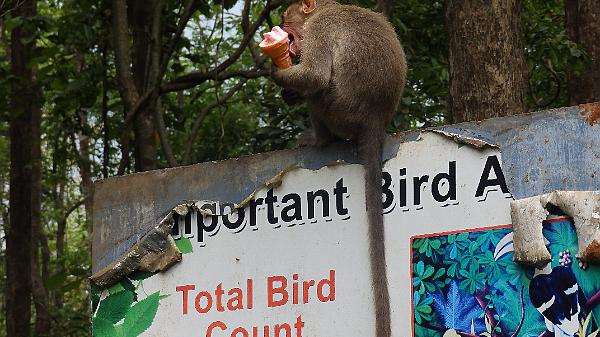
[[282, 0, 316, 57]]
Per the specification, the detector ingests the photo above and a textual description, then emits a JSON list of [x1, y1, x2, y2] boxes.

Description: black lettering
[[475, 155, 509, 198], [382, 171, 394, 210], [249, 198, 264, 229], [281, 193, 302, 222], [399, 168, 407, 207], [265, 189, 279, 224], [307, 190, 330, 219], [198, 203, 219, 244], [222, 203, 246, 231], [172, 215, 180, 237], [333, 178, 349, 217], [413, 175, 429, 206], [432, 161, 457, 203]]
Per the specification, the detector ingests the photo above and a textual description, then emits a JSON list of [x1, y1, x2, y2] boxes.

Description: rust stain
[[582, 240, 600, 263], [580, 102, 600, 126]]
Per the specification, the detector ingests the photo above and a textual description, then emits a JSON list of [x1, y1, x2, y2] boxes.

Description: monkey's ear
[[301, 0, 316, 14]]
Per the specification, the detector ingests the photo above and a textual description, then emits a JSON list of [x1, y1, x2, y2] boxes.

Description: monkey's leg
[[297, 114, 336, 147]]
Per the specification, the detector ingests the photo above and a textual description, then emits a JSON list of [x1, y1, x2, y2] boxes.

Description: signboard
[[92, 133, 600, 337]]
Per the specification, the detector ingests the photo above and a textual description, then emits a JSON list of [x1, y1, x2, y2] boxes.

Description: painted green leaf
[[108, 282, 126, 294], [122, 291, 160, 337], [93, 317, 117, 337], [96, 290, 135, 324], [120, 279, 138, 301], [175, 237, 193, 254]]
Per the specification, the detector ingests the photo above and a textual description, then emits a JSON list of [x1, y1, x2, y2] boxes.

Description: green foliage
[[523, 0, 588, 109], [1, 1, 597, 336]]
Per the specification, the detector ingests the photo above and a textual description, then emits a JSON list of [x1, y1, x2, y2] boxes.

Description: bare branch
[[183, 79, 247, 164], [112, 0, 139, 109], [242, 0, 268, 66], [154, 98, 178, 167], [164, 0, 284, 91], [159, 0, 197, 80], [162, 68, 268, 93]]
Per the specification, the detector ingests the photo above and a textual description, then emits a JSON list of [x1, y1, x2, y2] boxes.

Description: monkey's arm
[[271, 60, 331, 95], [271, 30, 332, 95]]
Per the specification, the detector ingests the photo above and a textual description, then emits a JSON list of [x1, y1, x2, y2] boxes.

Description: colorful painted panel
[[412, 218, 600, 337]]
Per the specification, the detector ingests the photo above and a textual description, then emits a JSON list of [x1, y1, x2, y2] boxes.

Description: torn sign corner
[[90, 210, 183, 288], [580, 102, 600, 126], [510, 191, 600, 266], [510, 197, 552, 268], [425, 129, 498, 149]]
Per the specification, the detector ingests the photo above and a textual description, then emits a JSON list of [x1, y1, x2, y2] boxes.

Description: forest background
[[0, 0, 599, 336]]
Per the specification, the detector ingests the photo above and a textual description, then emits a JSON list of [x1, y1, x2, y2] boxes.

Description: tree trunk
[[445, 0, 528, 123], [31, 50, 50, 334], [565, 0, 600, 104], [131, 0, 160, 172], [6, 0, 39, 335]]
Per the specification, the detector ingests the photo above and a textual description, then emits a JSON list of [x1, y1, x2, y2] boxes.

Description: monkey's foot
[[296, 130, 317, 147]]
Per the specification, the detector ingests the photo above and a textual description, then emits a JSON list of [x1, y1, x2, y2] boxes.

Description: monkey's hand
[[281, 88, 304, 106], [270, 63, 294, 89], [270, 64, 284, 85]]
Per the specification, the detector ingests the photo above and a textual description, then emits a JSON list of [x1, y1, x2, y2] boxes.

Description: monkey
[[271, 1, 406, 336]]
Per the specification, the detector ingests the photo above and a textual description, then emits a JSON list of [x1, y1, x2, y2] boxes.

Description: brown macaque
[[271, 1, 406, 336]]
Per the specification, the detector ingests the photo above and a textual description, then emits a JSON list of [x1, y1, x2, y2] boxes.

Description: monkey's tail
[[359, 133, 391, 337]]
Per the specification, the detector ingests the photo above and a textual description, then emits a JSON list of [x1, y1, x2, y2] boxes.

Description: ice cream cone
[[259, 26, 292, 69]]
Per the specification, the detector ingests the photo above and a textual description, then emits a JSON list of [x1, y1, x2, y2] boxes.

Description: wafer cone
[[259, 27, 292, 69], [261, 40, 292, 69]]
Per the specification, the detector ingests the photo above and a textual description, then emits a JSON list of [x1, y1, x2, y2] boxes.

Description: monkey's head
[[282, 0, 332, 57]]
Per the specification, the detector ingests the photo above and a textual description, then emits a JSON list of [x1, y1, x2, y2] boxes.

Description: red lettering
[[206, 321, 226, 337], [215, 283, 225, 312], [227, 288, 244, 311], [274, 323, 291, 337], [232, 327, 249, 337], [195, 291, 213, 314], [268, 276, 288, 307], [302, 280, 315, 304], [247, 279, 253, 309], [292, 274, 299, 304], [294, 315, 305, 337], [317, 270, 335, 302], [175, 284, 195, 315]]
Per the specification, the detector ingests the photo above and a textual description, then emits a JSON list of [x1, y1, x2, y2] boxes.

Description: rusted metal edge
[[511, 191, 600, 268], [89, 203, 195, 287], [424, 129, 498, 148], [580, 102, 600, 126]]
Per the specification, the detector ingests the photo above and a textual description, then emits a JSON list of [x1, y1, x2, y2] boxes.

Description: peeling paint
[[580, 102, 600, 126], [510, 196, 552, 268], [425, 129, 498, 148], [511, 191, 600, 268], [90, 203, 192, 287]]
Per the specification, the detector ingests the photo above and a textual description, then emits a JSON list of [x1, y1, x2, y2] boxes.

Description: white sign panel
[[93, 133, 600, 337]]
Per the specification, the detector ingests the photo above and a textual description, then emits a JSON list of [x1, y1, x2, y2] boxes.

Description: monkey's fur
[[271, 1, 406, 336]]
